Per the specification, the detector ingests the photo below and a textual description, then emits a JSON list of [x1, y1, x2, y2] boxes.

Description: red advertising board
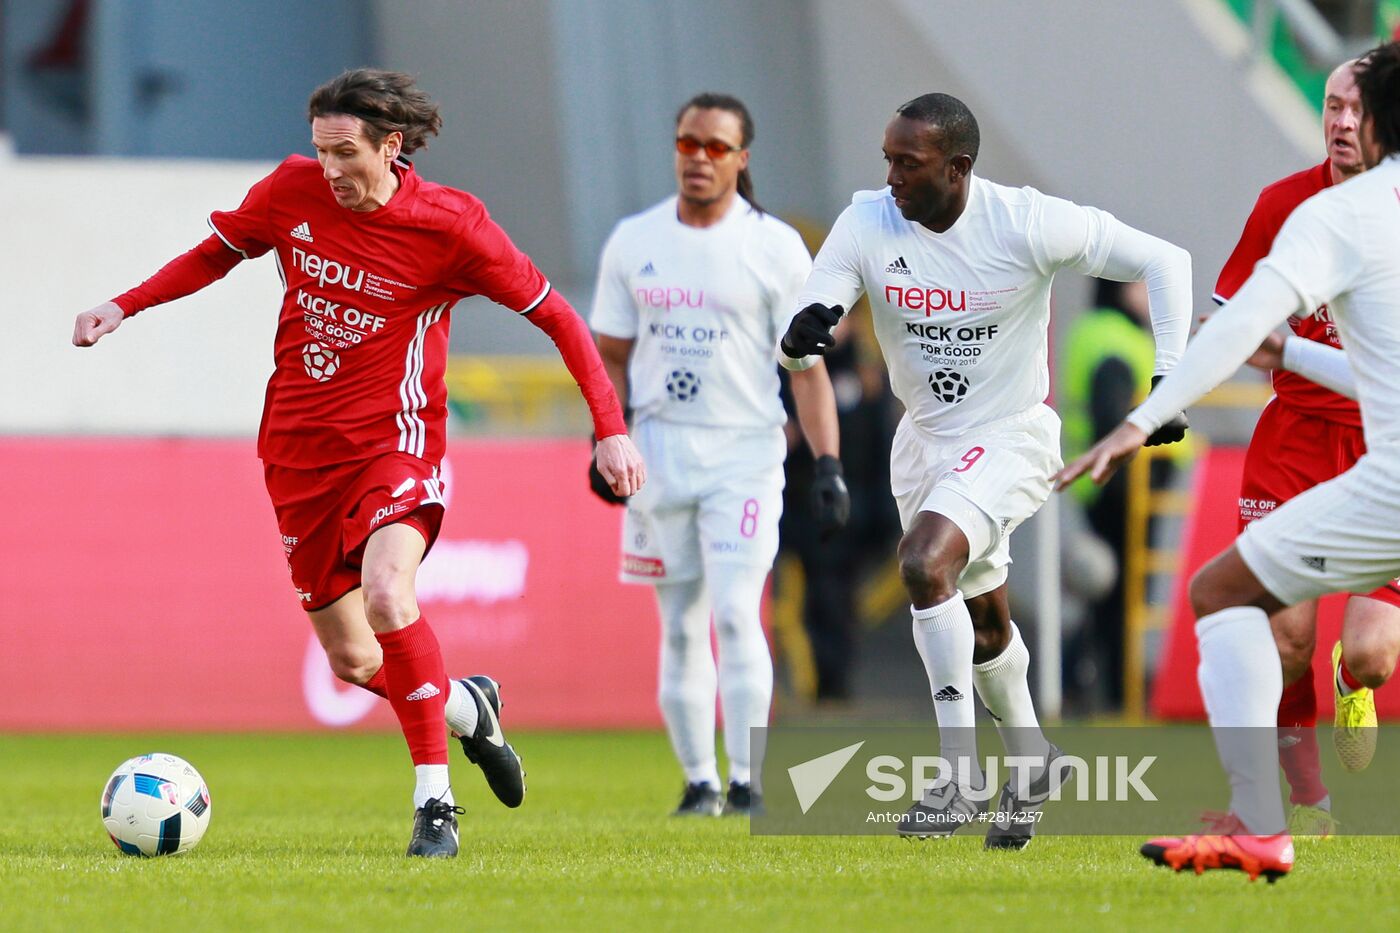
[[1151, 445, 1400, 719], [0, 438, 663, 730]]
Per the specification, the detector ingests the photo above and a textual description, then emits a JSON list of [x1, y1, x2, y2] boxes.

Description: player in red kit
[[1215, 59, 1400, 836], [71, 69, 645, 858]]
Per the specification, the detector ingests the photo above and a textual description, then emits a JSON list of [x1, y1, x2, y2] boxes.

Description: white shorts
[[620, 419, 786, 584], [1237, 450, 1400, 607], [890, 404, 1061, 598]]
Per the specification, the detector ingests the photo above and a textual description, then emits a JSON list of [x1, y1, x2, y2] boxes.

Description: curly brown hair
[[307, 69, 442, 155]]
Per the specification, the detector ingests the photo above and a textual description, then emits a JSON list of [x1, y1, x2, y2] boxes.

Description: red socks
[[374, 617, 449, 766], [359, 666, 388, 698], [1277, 670, 1327, 806], [1339, 658, 1364, 692]]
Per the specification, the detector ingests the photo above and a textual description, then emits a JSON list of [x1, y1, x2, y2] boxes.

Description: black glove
[[781, 303, 844, 358], [1144, 375, 1189, 447], [811, 455, 851, 537], [588, 435, 628, 505]]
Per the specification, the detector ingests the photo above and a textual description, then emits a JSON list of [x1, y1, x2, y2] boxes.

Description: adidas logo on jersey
[[290, 222, 314, 243], [639, 261, 657, 276], [405, 682, 442, 702], [1301, 555, 1327, 571], [885, 256, 911, 275], [933, 684, 965, 702]]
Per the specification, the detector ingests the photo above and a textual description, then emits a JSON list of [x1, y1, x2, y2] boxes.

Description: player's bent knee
[[360, 578, 420, 630], [324, 646, 381, 686], [1273, 631, 1316, 681], [1188, 565, 1235, 619], [1346, 649, 1396, 689], [897, 542, 961, 606]]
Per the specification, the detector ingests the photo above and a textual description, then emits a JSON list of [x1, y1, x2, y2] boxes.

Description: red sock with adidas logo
[[375, 617, 449, 766]]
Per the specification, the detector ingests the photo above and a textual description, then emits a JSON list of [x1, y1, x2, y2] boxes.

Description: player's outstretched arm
[[1280, 336, 1357, 400], [72, 301, 124, 347], [1053, 421, 1148, 490], [74, 235, 246, 348], [588, 334, 635, 505], [789, 363, 849, 536], [594, 434, 646, 498]]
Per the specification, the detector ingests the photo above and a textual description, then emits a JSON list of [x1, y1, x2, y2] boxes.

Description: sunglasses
[[675, 136, 744, 159]]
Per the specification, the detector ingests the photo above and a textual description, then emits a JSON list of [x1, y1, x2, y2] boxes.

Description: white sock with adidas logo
[[444, 680, 479, 737], [414, 764, 453, 810], [912, 593, 984, 793], [972, 622, 1051, 783]]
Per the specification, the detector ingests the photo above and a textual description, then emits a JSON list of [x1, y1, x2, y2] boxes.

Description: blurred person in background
[[71, 68, 644, 857], [779, 92, 1191, 850], [589, 93, 847, 817], [1061, 279, 1192, 711], [1213, 58, 1400, 838]]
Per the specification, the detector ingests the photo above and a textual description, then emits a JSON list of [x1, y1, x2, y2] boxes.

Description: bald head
[[1323, 59, 1364, 179]]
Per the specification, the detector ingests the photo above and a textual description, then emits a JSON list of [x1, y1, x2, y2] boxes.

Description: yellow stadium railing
[[1122, 379, 1274, 721], [444, 354, 591, 435]]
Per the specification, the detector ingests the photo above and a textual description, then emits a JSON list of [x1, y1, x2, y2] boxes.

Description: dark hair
[[676, 92, 764, 215], [1354, 42, 1400, 159], [308, 69, 442, 155], [895, 93, 980, 165]]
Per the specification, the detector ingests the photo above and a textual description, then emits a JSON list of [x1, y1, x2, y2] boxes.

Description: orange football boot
[[1141, 813, 1294, 883]]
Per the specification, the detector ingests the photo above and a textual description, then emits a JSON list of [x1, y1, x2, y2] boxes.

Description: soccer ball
[[302, 342, 340, 383], [928, 368, 969, 404], [101, 753, 212, 856], [665, 368, 702, 402]]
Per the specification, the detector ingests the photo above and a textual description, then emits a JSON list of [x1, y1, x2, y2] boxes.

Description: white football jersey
[[800, 177, 1142, 438], [1258, 155, 1400, 447], [591, 195, 812, 429]]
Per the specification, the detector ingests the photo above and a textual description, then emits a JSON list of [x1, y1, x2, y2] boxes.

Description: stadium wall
[[1, 158, 281, 435], [0, 437, 663, 731]]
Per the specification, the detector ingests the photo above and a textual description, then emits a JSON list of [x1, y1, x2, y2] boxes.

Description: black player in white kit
[[780, 94, 1191, 848], [591, 94, 847, 816]]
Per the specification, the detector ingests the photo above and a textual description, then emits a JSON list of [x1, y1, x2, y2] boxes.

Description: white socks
[[443, 679, 479, 737], [973, 622, 1050, 783], [654, 565, 773, 789], [655, 579, 721, 788], [912, 593, 983, 791], [710, 562, 773, 786], [1336, 664, 1359, 697], [1196, 606, 1286, 835], [413, 764, 452, 809]]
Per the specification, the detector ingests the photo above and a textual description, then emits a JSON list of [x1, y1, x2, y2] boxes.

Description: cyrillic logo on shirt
[[290, 248, 418, 303], [292, 247, 366, 292], [884, 285, 967, 314], [635, 286, 704, 310]]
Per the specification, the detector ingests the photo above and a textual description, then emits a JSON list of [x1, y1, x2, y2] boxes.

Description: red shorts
[[1240, 399, 1400, 606], [264, 452, 445, 611]]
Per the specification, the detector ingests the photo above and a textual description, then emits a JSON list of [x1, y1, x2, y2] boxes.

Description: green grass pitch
[[3, 731, 1398, 932]]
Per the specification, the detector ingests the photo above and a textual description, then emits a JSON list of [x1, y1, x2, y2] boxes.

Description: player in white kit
[[779, 93, 1191, 848], [1058, 42, 1400, 882], [591, 94, 847, 817]]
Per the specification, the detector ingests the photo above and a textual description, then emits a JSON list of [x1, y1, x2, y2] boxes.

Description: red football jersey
[[208, 155, 553, 467], [1214, 159, 1359, 426]]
